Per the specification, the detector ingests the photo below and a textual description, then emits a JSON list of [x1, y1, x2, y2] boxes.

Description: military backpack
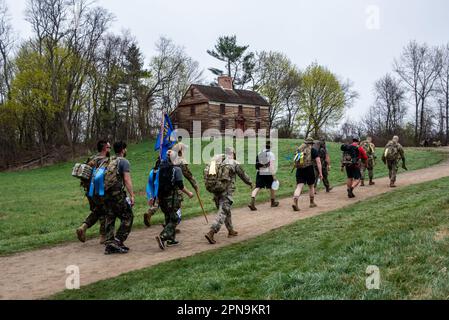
[[341, 144, 360, 166], [204, 156, 232, 194], [385, 142, 399, 161], [158, 160, 177, 198], [294, 144, 313, 169]]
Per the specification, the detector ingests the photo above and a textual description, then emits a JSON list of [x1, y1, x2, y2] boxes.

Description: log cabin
[[171, 76, 270, 137]]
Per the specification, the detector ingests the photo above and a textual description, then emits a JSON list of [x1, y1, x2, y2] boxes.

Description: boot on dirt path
[[309, 197, 318, 208], [155, 236, 165, 250], [390, 182, 396, 188], [248, 197, 257, 211], [76, 223, 88, 243], [369, 179, 375, 186], [228, 230, 239, 238], [205, 230, 216, 244], [271, 199, 279, 208], [292, 198, 300, 212]]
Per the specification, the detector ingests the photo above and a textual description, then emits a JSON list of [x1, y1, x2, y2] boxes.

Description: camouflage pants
[[387, 160, 399, 184], [314, 165, 330, 190], [159, 196, 181, 241], [180, 164, 198, 190], [361, 158, 375, 181], [84, 196, 106, 236], [104, 191, 134, 244], [211, 194, 234, 234]]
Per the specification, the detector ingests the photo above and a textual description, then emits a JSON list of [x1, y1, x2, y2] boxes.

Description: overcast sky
[[6, 0, 449, 122]]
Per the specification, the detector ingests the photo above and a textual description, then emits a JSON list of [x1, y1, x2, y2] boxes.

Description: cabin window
[[255, 106, 261, 117], [238, 105, 243, 115], [220, 104, 226, 115], [190, 105, 196, 115], [220, 119, 226, 131]]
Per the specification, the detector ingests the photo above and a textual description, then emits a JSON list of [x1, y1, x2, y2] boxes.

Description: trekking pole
[[195, 189, 209, 224]]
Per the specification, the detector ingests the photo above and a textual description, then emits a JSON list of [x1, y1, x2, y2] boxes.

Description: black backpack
[[341, 144, 359, 166], [158, 160, 176, 198]]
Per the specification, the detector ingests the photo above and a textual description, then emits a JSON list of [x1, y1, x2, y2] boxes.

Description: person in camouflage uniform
[[104, 141, 135, 254], [144, 136, 199, 228], [205, 147, 253, 245], [313, 139, 332, 193], [382, 135, 407, 188], [360, 136, 377, 186], [155, 150, 194, 250], [76, 140, 110, 244]]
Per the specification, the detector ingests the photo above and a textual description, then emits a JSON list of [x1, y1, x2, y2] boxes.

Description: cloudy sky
[[6, 0, 449, 122]]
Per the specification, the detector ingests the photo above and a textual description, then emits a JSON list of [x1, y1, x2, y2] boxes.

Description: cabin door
[[236, 119, 245, 132]]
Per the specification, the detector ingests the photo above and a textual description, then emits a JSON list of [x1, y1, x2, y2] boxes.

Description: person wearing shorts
[[342, 137, 368, 198], [248, 141, 279, 211], [292, 137, 323, 211]]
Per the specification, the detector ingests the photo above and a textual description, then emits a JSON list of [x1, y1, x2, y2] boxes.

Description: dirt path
[[1, 150, 449, 300]]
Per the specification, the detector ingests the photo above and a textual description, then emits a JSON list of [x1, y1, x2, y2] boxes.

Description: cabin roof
[[191, 84, 270, 107]]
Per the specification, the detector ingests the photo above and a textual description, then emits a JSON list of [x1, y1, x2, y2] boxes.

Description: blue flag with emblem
[[154, 113, 175, 160]]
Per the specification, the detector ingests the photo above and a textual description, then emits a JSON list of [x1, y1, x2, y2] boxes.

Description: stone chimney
[[218, 76, 233, 90]]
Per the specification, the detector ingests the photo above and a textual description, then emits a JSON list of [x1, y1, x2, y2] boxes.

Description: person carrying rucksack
[[341, 137, 368, 198], [155, 150, 194, 250], [291, 137, 323, 211], [248, 141, 279, 211], [382, 135, 407, 188], [74, 140, 110, 244], [103, 141, 136, 254], [360, 136, 377, 186], [313, 139, 333, 193], [204, 147, 253, 245]]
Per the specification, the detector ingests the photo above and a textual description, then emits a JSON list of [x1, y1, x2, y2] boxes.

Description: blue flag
[[154, 113, 175, 160]]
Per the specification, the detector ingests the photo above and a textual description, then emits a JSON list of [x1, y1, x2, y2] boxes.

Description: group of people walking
[[72, 135, 407, 254]]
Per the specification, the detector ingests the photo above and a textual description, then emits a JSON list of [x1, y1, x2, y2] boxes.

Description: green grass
[[0, 139, 446, 256], [53, 177, 449, 300]]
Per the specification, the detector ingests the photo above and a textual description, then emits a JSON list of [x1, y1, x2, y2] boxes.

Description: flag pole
[[158, 111, 165, 160]]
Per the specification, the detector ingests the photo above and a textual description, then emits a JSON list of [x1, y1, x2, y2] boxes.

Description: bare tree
[[373, 74, 407, 135], [436, 44, 449, 145], [0, 0, 14, 103], [394, 41, 443, 144]]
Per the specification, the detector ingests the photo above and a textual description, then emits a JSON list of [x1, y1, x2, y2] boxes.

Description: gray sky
[[6, 0, 449, 122]]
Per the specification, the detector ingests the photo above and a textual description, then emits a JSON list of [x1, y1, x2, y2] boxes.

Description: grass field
[[0, 139, 446, 256], [53, 177, 449, 300]]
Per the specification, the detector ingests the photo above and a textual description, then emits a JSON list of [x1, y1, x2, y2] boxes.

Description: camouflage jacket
[[219, 156, 253, 195], [382, 141, 405, 162], [360, 141, 376, 160]]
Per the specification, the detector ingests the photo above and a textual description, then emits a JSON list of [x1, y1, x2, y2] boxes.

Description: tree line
[[0, 0, 202, 168], [340, 41, 449, 147]]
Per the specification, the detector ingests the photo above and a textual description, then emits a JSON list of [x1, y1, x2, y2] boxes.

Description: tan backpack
[[204, 155, 232, 194], [294, 144, 313, 168]]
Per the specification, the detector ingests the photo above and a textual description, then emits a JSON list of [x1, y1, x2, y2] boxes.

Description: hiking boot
[[309, 198, 318, 208], [76, 223, 88, 243], [104, 243, 128, 255], [271, 199, 279, 208], [166, 240, 180, 247], [228, 230, 238, 238], [115, 239, 129, 252], [326, 187, 333, 193], [369, 180, 375, 186], [155, 236, 166, 250], [348, 188, 355, 198], [292, 198, 300, 212], [205, 230, 216, 244], [143, 212, 152, 227], [390, 183, 396, 188], [248, 197, 257, 211]]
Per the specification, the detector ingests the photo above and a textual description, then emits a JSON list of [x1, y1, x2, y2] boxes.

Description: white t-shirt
[[258, 149, 275, 174]]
